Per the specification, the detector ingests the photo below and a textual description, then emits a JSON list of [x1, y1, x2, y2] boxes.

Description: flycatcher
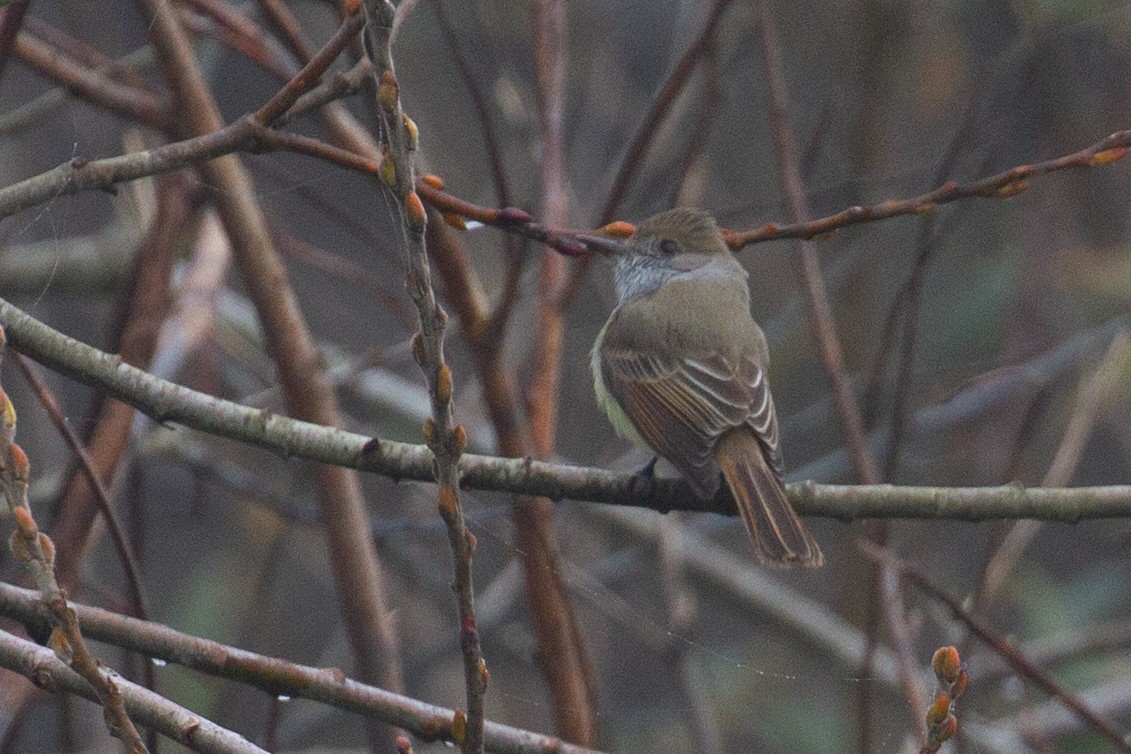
[[582, 207, 822, 567]]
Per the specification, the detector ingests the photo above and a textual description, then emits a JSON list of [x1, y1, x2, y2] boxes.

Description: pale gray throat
[[610, 253, 748, 305], [611, 254, 679, 304]]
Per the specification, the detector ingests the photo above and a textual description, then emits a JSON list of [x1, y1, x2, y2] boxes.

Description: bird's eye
[[659, 239, 681, 256]]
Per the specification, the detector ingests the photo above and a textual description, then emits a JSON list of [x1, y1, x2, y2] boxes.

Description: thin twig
[[658, 516, 723, 754], [256, 0, 314, 62], [754, 8, 916, 752], [22, 15, 152, 90], [520, 0, 599, 744], [361, 3, 486, 752], [0, 13, 367, 223], [430, 0, 526, 337], [557, 0, 735, 308], [178, 0, 296, 78], [667, 31, 722, 208], [600, 0, 735, 224], [754, 0, 879, 485], [879, 565, 927, 740], [49, 172, 190, 591], [723, 128, 1131, 249], [0, 329, 148, 753], [979, 330, 1131, 605], [13, 29, 171, 132], [276, 58, 373, 127], [869, 546, 1131, 752], [1, 88, 1125, 270], [878, 96, 983, 483], [13, 354, 149, 623]]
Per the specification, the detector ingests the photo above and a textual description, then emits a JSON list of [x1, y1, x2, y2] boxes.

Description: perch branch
[[3, 296, 1130, 521]]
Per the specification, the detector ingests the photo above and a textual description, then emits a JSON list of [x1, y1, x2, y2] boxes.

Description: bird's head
[[579, 208, 739, 303]]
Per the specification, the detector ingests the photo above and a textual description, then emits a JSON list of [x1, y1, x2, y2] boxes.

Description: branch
[[3, 41, 1124, 267], [599, 0, 735, 224], [0, 12, 368, 223], [0, 329, 148, 752], [14, 354, 148, 621], [46, 171, 190, 596], [360, 3, 486, 752], [0, 582, 606, 754], [872, 547, 1131, 752], [13, 28, 171, 131], [131, 4, 405, 747], [521, 0, 599, 743], [0, 629, 267, 754], [3, 296, 1130, 521], [755, 0, 879, 485], [722, 128, 1131, 249]]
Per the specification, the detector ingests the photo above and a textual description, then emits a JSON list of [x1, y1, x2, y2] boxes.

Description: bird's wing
[[600, 344, 783, 496]]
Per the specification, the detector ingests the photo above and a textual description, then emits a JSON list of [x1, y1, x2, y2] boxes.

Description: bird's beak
[[575, 234, 633, 257]]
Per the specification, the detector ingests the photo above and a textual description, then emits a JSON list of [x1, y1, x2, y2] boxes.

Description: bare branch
[[0, 582, 607, 754], [871, 546, 1131, 752], [3, 296, 1130, 521], [723, 129, 1131, 249], [0, 629, 267, 754], [361, 2, 486, 751], [0, 329, 148, 752]]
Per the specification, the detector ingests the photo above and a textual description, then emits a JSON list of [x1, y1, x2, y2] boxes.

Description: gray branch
[[2, 296, 1129, 521]]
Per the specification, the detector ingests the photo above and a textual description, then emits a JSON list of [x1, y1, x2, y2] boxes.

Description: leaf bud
[[926, 692, 951, 726], [402, 114, 419, 151], [378, 71, 399, 112], [435, 364, 453, 405], [931, 646, 961, 683]]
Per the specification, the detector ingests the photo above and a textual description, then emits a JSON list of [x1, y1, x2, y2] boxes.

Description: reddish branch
[[420, 125, 1129, 258], [753, 7, 896, 754], [2, 47, 1126, 266], [0, 2, 30, 82], [22, 14, 153, 90], [520, 0, 599, 745], [599, 0, 736, 225], [13, 29, 171, 131], [49, 173, 190, 591], [558, 0, 735, 307], [755, 0, 879, 485], [130, 9, 405, 754], [723, 130, 1131, 249]]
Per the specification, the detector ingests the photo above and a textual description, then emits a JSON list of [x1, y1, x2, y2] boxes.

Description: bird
[[580, 207, 823, 567]]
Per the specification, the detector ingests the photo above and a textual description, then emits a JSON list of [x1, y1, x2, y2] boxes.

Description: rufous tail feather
[[715, 429, 823, 568]]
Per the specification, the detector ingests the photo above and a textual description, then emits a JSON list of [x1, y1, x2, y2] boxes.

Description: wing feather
[[600, 343, 784, 492]]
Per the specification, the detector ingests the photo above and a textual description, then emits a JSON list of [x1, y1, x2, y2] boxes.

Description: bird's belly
[[590, 340, 648, 448]]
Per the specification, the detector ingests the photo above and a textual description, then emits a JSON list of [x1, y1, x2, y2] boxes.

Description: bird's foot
[[637, 456, 659, 480]]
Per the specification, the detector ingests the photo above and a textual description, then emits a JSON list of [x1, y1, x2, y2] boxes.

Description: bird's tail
[[715, 429, 823, 568]]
